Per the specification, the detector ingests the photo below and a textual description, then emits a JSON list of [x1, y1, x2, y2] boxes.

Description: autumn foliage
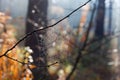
[[0, 12, 33, 80], [0, 26, 21, 80]]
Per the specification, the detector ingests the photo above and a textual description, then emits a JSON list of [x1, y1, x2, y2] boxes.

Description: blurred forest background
[[0, 0, 120, 80]]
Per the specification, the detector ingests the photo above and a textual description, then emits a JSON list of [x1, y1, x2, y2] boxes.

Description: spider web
[[28, 0, 79, 68], [25, 0, 93, 79]]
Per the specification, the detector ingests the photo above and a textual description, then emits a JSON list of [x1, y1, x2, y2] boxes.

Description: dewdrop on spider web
[[32, 9, 35, 14], [39, 26, 44, 29], [25, 46, 33, 54], [62, 30, 67, 35], [28, 55, 34, 63], [52, 42, 56, 47], [34, 23, 39, 27], [39, 34, 43, 38]]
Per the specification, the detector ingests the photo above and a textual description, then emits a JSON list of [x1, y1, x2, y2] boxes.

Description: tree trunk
[[26, 0, 50, 80], [95, 0, 105, 38]]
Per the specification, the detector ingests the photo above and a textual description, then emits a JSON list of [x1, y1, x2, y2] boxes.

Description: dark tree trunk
[[95, 0, 105, 38], [26, 0, 50, 80], [108, 0, 112, 34], [94, 1, 112, 80]]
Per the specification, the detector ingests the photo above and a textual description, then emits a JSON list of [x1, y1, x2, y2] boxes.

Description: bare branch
[[0, 0, 92, 58]]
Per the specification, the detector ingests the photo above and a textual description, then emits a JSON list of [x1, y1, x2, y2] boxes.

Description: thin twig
[[66, 1, 95, 79], [5, 55, 26, 64], [5, 54, 59, 67]]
